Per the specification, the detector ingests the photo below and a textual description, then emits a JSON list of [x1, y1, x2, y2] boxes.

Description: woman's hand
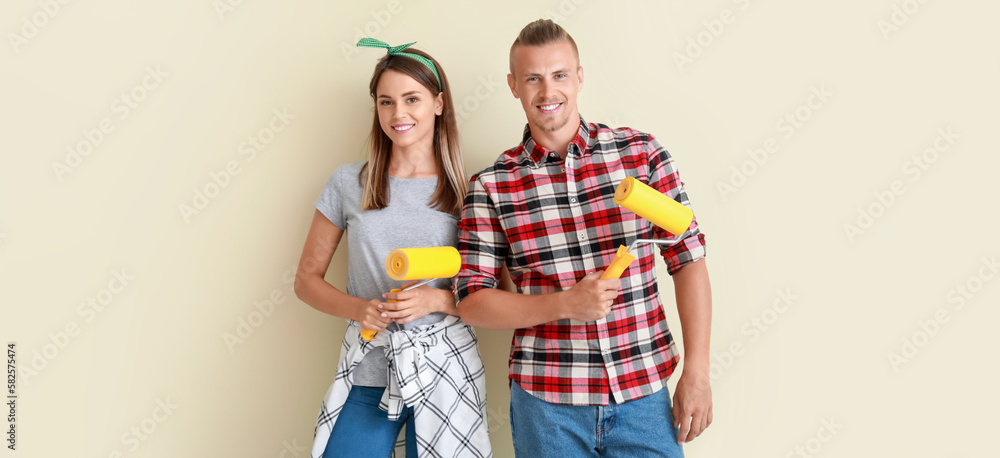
[[380, 280, 458, 324], [356, 298, 392, 332]]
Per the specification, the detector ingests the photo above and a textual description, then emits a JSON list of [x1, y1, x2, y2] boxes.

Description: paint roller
[[600, 177, 694, 280], [359, 246, 462, 341]]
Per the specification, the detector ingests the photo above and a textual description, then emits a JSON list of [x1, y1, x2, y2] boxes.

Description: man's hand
[[672, 369, 713, 443], [560, 271, 619, 322]]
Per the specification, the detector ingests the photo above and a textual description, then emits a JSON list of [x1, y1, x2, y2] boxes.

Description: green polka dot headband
[[357, 38, 441, 90]]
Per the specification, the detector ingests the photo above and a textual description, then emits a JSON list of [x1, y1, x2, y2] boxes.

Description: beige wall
[[2, 0, 998, 456]]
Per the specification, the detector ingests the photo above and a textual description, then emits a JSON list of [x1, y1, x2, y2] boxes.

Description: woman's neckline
[[387, 174, 438, 181]]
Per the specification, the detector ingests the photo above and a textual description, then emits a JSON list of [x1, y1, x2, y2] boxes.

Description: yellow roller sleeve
[[365, 247, 461, 341], [601, 245, 638, 280], [614, 176, 693, 236], [385, 246, 461, 281]]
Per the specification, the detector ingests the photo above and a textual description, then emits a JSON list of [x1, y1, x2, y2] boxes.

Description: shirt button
[[550, 152, 558, 157], [569, 197, 577, 203], [578, 231, 587, 240]]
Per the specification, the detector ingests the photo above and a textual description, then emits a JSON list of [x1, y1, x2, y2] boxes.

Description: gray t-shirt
[[314, 161, 457, 386]]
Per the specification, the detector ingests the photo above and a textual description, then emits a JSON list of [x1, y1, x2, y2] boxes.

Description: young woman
[[295, 40, 491, 458]]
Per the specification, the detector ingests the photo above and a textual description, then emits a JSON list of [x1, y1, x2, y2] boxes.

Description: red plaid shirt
[[456, 118, 707, 405]]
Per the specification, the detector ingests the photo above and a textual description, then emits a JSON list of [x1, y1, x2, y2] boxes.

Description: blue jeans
[[510, 381, 684, 457], [325, 385, 416, 458]]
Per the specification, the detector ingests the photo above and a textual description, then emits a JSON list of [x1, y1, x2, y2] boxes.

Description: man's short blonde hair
[[509, 19, 580, 74]]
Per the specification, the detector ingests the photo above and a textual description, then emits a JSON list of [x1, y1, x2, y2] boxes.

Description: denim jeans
[[324, 385, 416, 458], [510, 380, 684, 457]]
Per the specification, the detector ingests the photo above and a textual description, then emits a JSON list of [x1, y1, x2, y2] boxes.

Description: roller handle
[[600, 245, 638, 280], [360, 288, 403, 341]]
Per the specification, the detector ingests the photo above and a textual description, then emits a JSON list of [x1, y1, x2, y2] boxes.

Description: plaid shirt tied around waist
[[456, 118, 706, 406], [311, 316, 491, 458]]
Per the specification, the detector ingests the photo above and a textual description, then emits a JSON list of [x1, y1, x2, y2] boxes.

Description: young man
[[455, 20, 713, 456]]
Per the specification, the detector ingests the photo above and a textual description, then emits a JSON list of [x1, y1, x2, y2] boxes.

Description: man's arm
[[640, 133, 713, 442], [670, 258, 713, 443], [458, 271, 617, 329], [456, 175, 618, 329]]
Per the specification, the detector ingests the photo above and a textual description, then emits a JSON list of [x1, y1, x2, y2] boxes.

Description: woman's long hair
[[360, 48, 466, 217]]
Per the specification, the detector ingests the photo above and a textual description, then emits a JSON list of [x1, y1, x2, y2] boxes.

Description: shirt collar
[[520, 116, 592, 168]]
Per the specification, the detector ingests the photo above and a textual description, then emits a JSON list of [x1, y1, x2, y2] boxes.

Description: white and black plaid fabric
[[311, 315, 492, 458]]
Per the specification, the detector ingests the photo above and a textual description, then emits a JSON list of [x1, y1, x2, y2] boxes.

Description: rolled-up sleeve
[[646, 135, 707, 275], [455, 175, 508, 303]]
